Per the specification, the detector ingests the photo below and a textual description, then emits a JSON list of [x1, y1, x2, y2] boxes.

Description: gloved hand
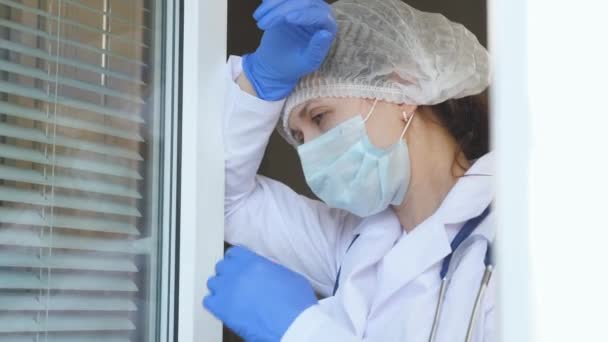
[[203, 246, 318, 342], [242, 0, 338, 100]]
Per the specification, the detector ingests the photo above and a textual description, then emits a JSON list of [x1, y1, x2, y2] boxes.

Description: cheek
[[301, 124, 324, 144], [321, 111, 360, 132], [365, 115, 404, 149]]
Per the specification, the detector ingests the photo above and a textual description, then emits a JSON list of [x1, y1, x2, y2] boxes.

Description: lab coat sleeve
[[223, 56, 360, 296], [281, 305, 362, 342]]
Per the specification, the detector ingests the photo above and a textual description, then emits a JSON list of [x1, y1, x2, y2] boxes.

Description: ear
[[398, 103, 418, 121]]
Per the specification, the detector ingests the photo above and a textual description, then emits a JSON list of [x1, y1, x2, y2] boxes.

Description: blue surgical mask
[[297, 100, 414, 217]]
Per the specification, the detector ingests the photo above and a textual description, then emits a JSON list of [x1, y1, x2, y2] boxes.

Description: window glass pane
[[0, 0, 174, 340]]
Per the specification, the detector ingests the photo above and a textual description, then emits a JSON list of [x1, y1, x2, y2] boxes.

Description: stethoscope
[[428, 205, 493, 342], [331, 205, 493, 341]]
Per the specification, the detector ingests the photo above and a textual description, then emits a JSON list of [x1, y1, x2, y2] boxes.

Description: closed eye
[[312, 112, 326, 126]]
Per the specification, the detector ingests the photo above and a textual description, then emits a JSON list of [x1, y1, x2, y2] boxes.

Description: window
[[0, 0, 178, 340]]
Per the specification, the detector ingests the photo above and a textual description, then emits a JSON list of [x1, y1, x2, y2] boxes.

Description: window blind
[[0, 0, 167, 340]]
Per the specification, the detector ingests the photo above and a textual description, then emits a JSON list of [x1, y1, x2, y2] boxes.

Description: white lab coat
[[222, 56, 496, 342]]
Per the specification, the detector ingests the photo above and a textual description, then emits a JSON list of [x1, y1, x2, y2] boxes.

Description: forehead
[[289, 99, 324, 119]]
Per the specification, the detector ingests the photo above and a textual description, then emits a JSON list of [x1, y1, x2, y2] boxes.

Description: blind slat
[[0, 144, 143, 180], [64, 0, 149, 30], [0, 315, 135, 333], [0, 60, 145, 104], [0, 39, 145, 84], [46, 336, 130, 342], [0, 208, 140, 235], [0, 0, 148, 48], [1, 335, 130, 342], [0, 271, 138, 292], [0, 186, 142, 217], [0, 228, 146, 254], [0, 317, 37, 334], [0, 165, 142, 198], [0, 206, 47, 225], [0, 81, 144, 123], [0, 293, 136, 311], [0, 102, 144, 141], [0, 250, 138, 272], [52, 212, 139, 235], [0, 123, 144, 161], [0, 19, 146, 67]]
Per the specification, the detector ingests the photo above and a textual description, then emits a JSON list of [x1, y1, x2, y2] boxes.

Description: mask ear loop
[[363, 99, 380, 122], [399, 111, 416, 140]]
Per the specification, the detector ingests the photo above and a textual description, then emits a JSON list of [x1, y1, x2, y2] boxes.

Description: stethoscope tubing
[[464, 265, 493, 342], [429, 278, 448, 342], [428, 250, 492, 342], [428, 205, 493, 342]]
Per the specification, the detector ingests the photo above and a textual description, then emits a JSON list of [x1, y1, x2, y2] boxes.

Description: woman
[[203, 0, 494, 341]]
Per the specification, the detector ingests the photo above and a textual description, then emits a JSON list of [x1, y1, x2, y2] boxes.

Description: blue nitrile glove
[[203, 246, 318, 342], [242, 0, 337, 100]]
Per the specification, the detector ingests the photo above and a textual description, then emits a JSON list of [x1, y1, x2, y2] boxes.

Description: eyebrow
[[289, 100, 315, 132], [297, 101, 314, 120], [287, 99, 320, 130]]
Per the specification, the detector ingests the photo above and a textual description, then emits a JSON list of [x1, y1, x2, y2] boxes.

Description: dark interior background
[[225, 1, 487, 340]]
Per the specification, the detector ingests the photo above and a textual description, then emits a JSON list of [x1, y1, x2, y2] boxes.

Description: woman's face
[[288, 97, 417, 148]]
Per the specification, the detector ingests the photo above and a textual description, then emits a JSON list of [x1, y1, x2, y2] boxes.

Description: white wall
[[491, 0, 608, 341], [526, 1, 608, 341]]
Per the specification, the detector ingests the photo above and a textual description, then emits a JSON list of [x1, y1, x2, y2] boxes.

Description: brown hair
[[424, 90, 490, 162]]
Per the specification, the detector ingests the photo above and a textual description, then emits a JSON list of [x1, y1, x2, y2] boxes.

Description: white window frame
[[158, 0, 182, 340], [173, 0, 603, 341], [488, 0, 532, 341], [178, 0, 227, 341]]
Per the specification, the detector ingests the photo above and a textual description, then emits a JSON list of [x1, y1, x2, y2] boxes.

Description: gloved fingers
[[304, 30, 335, 66], [214, 256, 244, 277], [257, 1, 331, 30], [217, 246, 259, 273], [255, 0, 325, 22], [253, 0, 291, 21], [206, 275, 222, 295], [202, 294, 221, 317], [284, 7, 337, 34], [257, 1, 311, 30], [214, 258, 229, 275], [225, 245, 259, 261]]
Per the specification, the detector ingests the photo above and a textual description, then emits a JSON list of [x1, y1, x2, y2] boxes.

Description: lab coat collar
[[370, 213, 452, 315], [369, 152, 495, 313], [434, 152, 495, 241], [338, 210, 403, 335]]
